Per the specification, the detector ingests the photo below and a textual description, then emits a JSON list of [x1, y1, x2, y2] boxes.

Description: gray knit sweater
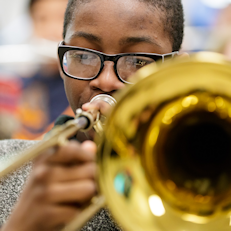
[[0, 139, 121, 231]]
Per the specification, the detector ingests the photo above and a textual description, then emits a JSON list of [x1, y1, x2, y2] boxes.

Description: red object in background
[[13, 105, 74, 140], [0, 75, 22, 113], [0, 74, 22, 139], [0, 73, 73, 140]]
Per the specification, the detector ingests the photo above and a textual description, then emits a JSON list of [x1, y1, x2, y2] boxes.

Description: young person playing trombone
[[0, 0, 185, 230]]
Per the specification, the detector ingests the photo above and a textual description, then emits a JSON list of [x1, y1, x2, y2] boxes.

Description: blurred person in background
[[0, 0, 72, 140], [0, 74, 21, 139], [206, 4, 231, 60], [29, 0, 67, 42], [13, 0, 72, 140]]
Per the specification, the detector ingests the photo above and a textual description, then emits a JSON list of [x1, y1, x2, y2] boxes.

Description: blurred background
[[0, 0, 231, 140], [0, 0, 72, 140]]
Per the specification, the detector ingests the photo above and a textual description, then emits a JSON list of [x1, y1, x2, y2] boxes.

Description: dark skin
[[64, 0, 172, 141], [2, 1, 177, 230], [64, 0, 172, 115]]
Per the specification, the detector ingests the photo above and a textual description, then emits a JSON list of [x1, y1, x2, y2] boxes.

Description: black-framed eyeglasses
[[58, 41, 178, 84]]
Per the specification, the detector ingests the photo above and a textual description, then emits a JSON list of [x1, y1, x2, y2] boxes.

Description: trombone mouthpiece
[[90, 94, 117, 106], [89, 94, 117, 134]]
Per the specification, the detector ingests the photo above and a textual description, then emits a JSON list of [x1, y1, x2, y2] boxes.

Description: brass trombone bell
[[97, 52, 231, 231]]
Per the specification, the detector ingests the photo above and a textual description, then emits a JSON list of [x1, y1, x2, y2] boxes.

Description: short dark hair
[[28, 0, 36, 8], [63, 0, 184, 51], [28, 0, 39, 11]]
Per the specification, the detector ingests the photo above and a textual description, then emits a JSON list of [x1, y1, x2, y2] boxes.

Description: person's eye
[[71, 53, 85, 59], [135, 58, 152, 67], [81, 54, 94, 60], [85, 54, 97, 60], [68, 52, 81, 60], [69, 52, 95, 62], [124, 57, 153, 68], [70, 52, 99, 66]]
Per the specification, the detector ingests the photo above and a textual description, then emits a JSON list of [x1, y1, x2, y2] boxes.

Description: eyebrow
[[70, 31, 102, 43], [119, 36, 162, 48], [69, 32, 162, 48]]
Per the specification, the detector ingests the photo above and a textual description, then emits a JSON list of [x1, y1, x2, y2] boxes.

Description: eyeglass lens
[[63, 50, 101, 79], [117, 56, 155, 82], [63, 50, 156, 82]]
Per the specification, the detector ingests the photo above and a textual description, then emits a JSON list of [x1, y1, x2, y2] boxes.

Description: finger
[[46, 140, 96, 165], [33, 162, 96, 183], [3, 203, 81, 231], [35, 205, 81, 230], [34, 146, 57, 165], [50, 206, 81, 229], [81, 140, 97, 154], [45, 180, 97, 204]]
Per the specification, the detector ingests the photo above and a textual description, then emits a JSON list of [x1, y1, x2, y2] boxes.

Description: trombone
[[0, 94, 116, 178], [2, 52, 231, 231]]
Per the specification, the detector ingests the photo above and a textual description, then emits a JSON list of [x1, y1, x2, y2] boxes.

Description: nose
[[89, 61, 124, 93]]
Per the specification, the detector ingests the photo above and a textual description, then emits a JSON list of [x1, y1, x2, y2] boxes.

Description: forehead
[[31, 0, 67, 15], [65, 0, 172, 53]]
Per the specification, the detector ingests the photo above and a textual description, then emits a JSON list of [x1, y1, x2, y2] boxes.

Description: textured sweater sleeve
[[0, 139, 37, 226]]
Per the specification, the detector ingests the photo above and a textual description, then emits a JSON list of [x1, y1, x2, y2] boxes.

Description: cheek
[[63, 77, 90, 112]]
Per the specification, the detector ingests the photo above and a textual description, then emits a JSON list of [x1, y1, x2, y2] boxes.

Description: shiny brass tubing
[[62, 195, 106, 231], [0, 116, 90, 178]]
